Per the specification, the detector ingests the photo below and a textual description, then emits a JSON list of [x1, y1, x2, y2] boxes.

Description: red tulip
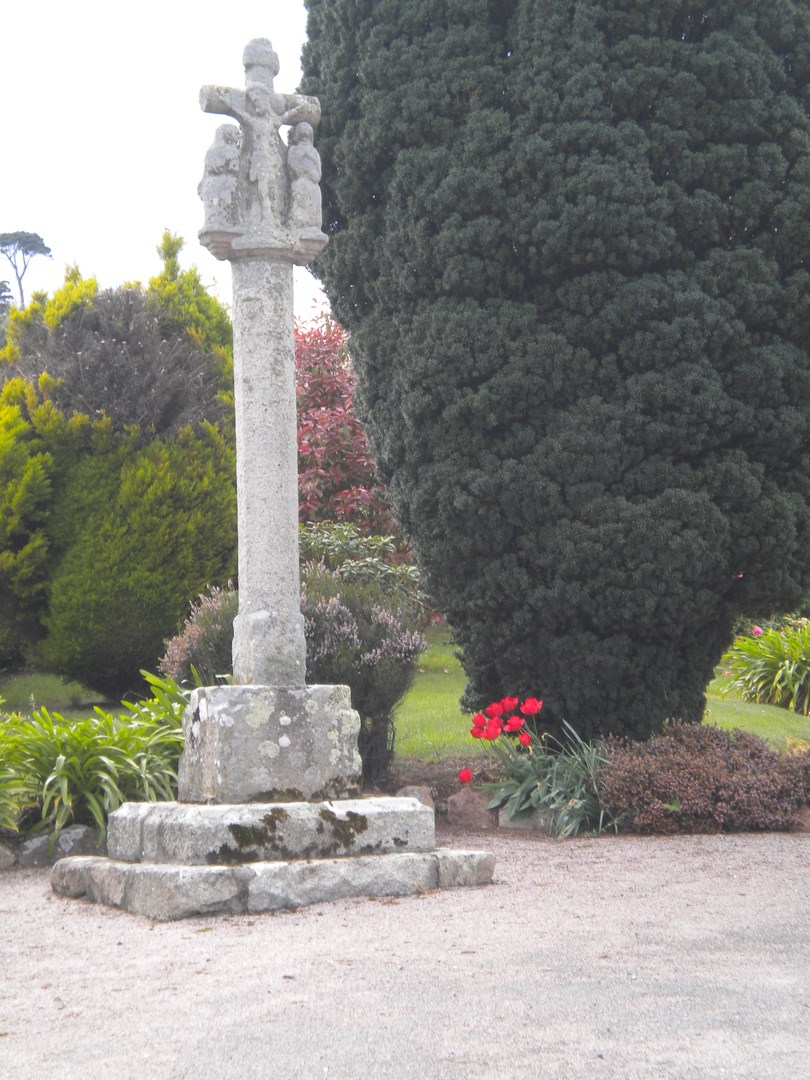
[[500, 696, 519, 712], [504, 715, 525, 732], [518, 732, 531, 747], [486, 701, 505, 718], [520, 697, 543, 715], [458, 768, 472, 784]]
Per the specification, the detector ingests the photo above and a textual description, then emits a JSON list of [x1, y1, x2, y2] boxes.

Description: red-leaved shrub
[[295, 320, 395, 533], [599, 723, 808, 834]]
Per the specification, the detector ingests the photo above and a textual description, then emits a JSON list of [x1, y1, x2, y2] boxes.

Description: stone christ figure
[[199, 38, 326, 262]]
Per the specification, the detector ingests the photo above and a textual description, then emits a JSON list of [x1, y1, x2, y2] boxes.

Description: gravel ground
[[0, 826, 808, 1080]]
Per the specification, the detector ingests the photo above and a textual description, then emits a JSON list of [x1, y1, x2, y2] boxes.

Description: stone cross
[[47, 41, 495, 916], [198, 39, 328, 687]]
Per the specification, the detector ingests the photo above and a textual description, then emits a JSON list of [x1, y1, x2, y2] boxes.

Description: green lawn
[[393, 627, 810, 761], [393, 625, 480, 761], [0, 671, 102, 716]]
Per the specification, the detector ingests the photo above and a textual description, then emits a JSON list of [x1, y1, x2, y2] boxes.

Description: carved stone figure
[[287, 122, 326, 242], [198, 38, 324, 262], [198, 124, 241, 258]]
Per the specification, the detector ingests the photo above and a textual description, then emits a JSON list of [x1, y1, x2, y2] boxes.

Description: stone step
[[51, 848, 496, 921], [107, 797, 434, 865]]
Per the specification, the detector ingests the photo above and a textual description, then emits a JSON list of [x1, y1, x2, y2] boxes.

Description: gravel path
[[1, 827, 808, 1080]]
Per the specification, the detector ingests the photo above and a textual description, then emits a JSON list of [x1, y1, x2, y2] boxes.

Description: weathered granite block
[[51, 848, 495, 920], [246, 851, 439, 912], [177, 684, 362, 803], [107, 797, 434, 864], [436, 849, 497, 888]]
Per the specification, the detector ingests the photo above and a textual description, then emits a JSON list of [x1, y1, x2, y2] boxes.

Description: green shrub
[[598, 723, 807, 834], [42, 426, 236, 697], [0, 672, 186, 841], [299, 522, 422, 609], [717, 622, 810, 715], [303, 0, 810, 744]]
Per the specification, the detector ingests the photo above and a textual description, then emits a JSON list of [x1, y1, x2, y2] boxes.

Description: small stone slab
[[15, 825, 106, 867], [447, 787, 497, 829], [178, 684, 362, 803], [107, 797, 434, 865], [51, 848, 495, 920], [0, 840, 16, 870], [498, 807, 554, 833]]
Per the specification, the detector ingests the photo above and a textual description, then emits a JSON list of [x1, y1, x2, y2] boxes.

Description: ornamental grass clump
[[463, 695, 613, 838], [717, 620, 810, 715], [598, 723, 808, 835]]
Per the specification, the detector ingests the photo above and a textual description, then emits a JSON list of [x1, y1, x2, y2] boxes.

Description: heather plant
[[302, 564, 426, 780], [598, 723, 808, 834], [0, 672, 186, 841], [160, 567, 426, 783], [159, 584, 237, 688], [717, 621, 810, 715]]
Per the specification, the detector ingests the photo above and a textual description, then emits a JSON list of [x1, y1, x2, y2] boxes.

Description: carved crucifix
[[199, 38, 327, 263]]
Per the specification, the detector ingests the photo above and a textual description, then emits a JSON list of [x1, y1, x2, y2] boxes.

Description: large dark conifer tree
[[302, 0, 810, 740]]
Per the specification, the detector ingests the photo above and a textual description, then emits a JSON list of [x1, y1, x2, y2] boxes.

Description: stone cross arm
[[199, 84, 321, 130]]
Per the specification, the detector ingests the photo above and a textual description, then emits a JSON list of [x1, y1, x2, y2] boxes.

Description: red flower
[[518, 731, 531, 747], [520, 697, 543, 716], [482, 724, 501, 741], [472, 712, 487, 726], [470, 726, 485, 739], [458, 768, 472, 784], [504, 715, 525, 732], [486, 701, 506, 718], [500, 696, 519, 712]]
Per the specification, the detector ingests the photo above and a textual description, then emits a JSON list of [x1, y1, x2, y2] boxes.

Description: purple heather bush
[[160, 565, 425, 783]]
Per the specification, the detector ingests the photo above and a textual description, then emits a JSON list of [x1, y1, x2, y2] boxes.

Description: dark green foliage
[[599, 723, 808, 833], [303, 0, 810, 740], [42, 426, 236, 698]]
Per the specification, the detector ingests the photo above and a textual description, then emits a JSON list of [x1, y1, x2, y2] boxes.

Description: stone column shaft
[[231, 257, 306, 685]]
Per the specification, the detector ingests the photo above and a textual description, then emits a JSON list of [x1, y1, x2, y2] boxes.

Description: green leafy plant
[[598, 723, 808, 834], [461, 695, 613, 838], [717, 621, 810, 715], [0, 671, 186, 841], [299, 522, 421, 608]]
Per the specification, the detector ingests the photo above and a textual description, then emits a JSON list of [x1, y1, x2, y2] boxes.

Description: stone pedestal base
[[178, 684, 362, 803], [51, 796, 495, 920]]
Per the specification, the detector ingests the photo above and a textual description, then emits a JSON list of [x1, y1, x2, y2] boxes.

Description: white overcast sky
[[2, 0, 329, 319]]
